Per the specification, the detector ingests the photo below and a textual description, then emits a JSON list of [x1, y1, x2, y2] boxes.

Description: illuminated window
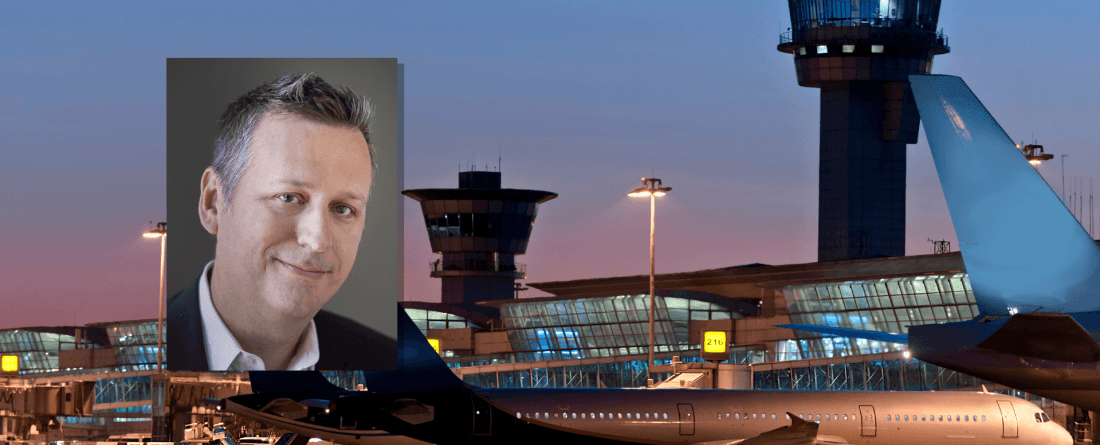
[[982, 415, 986, 421], [663, 413, 667, 419], [725, 413, 730, 420], [618, 413, 622, 419], [799, 414, 804, 419], [636, 413, 641, 419], [572, 413, 577, 419], [817, 45, 828, 54], [581, 413, 586, 419], [753, 414, 757, 420], [872, 45, 884, 53], [599, 413, 604, 419], [771, 414, 776, 420], [626, 413, 631, 419], [842, 45, 854, 53], [844, 414, 848, 420], [799, 47, 807, 55], [735, 414, 740, 420], [535, 412, 540, 418], [545, 413, 549, 419]]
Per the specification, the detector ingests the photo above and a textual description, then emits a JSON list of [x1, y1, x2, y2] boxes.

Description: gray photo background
[[166, 58, 402, 352]]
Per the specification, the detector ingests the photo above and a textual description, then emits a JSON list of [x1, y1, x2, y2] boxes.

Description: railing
[[779, 28, 949, 50], [430, 259, 526, 274]]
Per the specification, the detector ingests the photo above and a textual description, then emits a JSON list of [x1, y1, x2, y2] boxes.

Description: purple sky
[[1, 1, 1097, 328]]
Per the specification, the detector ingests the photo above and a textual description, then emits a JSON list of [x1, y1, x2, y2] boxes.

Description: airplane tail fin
[[909, 75, 1100, 315]]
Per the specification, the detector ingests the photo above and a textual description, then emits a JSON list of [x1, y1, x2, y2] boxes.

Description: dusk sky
[[1, 1, 1097, 328]]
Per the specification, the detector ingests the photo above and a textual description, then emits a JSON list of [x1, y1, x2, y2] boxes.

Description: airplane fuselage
[[226, 386, 1070, 445]]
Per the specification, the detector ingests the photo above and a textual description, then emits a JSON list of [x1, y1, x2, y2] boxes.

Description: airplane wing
[[908, 74, 1100, 315], [775, 324, 909, 344], [689, 412, 852, 445]]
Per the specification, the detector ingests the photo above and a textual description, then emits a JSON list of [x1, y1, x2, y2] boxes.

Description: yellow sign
[[1, 355, 17, 372], [427, 338, 441, 355], [703, 331, 727, 353]]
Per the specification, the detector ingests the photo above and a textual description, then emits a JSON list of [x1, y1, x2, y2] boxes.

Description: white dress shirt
[[197, 260, 320, 371]]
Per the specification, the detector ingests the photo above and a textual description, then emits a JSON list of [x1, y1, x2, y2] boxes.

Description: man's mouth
[[277, 259, 332, 277]]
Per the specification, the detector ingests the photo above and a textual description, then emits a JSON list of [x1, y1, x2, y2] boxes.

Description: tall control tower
[[779, 0, 949, 262], [404, 171, 557, 307]]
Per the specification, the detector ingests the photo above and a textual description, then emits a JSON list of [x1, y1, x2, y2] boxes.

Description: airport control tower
[[779, 0, 949, 262], [404, 170, 557, 307]]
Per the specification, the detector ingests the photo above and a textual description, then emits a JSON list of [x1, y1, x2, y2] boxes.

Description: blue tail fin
[[909, 75, 1100, 314]]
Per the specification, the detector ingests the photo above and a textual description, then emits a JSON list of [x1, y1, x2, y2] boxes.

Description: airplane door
[[997, 401, 1018, 438], [471, 396, 491, 436], [859, 405, 876, 436], [677, 404, 695, 435]]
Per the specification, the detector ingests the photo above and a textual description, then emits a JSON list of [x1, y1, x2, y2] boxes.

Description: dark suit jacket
[[167, 273, 397, 371]]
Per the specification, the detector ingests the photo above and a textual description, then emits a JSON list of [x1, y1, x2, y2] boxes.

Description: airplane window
[[964, 415, 969, 422], [535, 413, 540, 419], [735, 414, 740, 420], [525, 413, 530, 418], [572, 413, 577, 419], [903, 415, 908, 421], [824, 414, 829, 420], [1043, 413, 1051, 422], [938, 415, 943, 421], [816, 414, 821, 421], [716, 414, 720, 420], [725, 413, 730, 420], [982, 415, 986, 421], [545, 413, 549, 419], [921, 415, 925, 421], [955, 415, 960, 422], [581, 413, 586, 419], [887, 415, 891, 421], [599, 413, 604, 419], [654, 412, 658, 419], [786, 414, 790, 419], [591, 413, 595, 419], [1035, 413, 1042, 423], [618, 413, 622, 419], [835, 414, 839, 420], [644, 413, 649, 419], [664, 413, 668, 419], [843, 414, 848, 420], [753, 414, 757, 420], [946, 415, 950, 421], [516, 413, 521, 419], [636, 413, 641, 419], [608, 413, 612, 419], [799, 414, 804, 419]]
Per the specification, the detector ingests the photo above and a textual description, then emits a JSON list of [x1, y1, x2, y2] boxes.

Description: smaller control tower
[[404, 171, 557, 307]]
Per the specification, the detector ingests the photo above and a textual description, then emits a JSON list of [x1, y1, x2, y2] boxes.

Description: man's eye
[[278, 194, 300, 204], [334, 204, 355, 216]]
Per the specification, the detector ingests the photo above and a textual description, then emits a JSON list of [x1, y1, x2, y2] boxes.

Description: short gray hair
[[211, 73, 374, 203]]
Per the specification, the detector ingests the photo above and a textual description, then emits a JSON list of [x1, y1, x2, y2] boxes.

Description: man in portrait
[[166, 59, 400, 371]]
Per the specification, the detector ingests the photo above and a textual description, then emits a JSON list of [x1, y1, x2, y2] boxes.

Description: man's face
[[211, 113, 372, 319]]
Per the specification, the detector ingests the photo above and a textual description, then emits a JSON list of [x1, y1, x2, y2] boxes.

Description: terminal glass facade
[[107, 321, 165, 369], [406, 308, 482, 334], [499, 295, 734, 361], [781, 274, 976, 359]]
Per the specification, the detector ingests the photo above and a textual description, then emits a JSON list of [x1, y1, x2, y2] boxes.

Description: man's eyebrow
[[275, 180, 369, 204]]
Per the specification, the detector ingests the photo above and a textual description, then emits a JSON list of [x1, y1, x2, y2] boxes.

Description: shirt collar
[[198, 260, 320, 371]]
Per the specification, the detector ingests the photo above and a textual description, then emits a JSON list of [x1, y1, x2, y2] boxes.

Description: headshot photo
[[166, 59, 401, 371]]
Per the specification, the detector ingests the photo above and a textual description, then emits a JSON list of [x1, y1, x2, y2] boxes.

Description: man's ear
[[198, 167, 223, 235]]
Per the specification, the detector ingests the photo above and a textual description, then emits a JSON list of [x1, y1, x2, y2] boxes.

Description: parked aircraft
[[780, 74, 1100, 411], [220, 308, 1070, 445]]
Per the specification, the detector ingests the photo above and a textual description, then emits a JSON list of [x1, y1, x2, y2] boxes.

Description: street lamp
[[143, 222, 167, 369], [628, 178, 671, 380]]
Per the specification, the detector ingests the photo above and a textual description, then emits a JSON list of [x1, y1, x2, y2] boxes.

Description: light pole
[[628, 178, 671, 379], [1062, 154, 1069, 203], [143, 222, 167, 369]]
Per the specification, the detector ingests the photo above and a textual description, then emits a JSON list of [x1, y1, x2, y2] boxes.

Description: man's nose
[[296, 204, 332, 252]]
